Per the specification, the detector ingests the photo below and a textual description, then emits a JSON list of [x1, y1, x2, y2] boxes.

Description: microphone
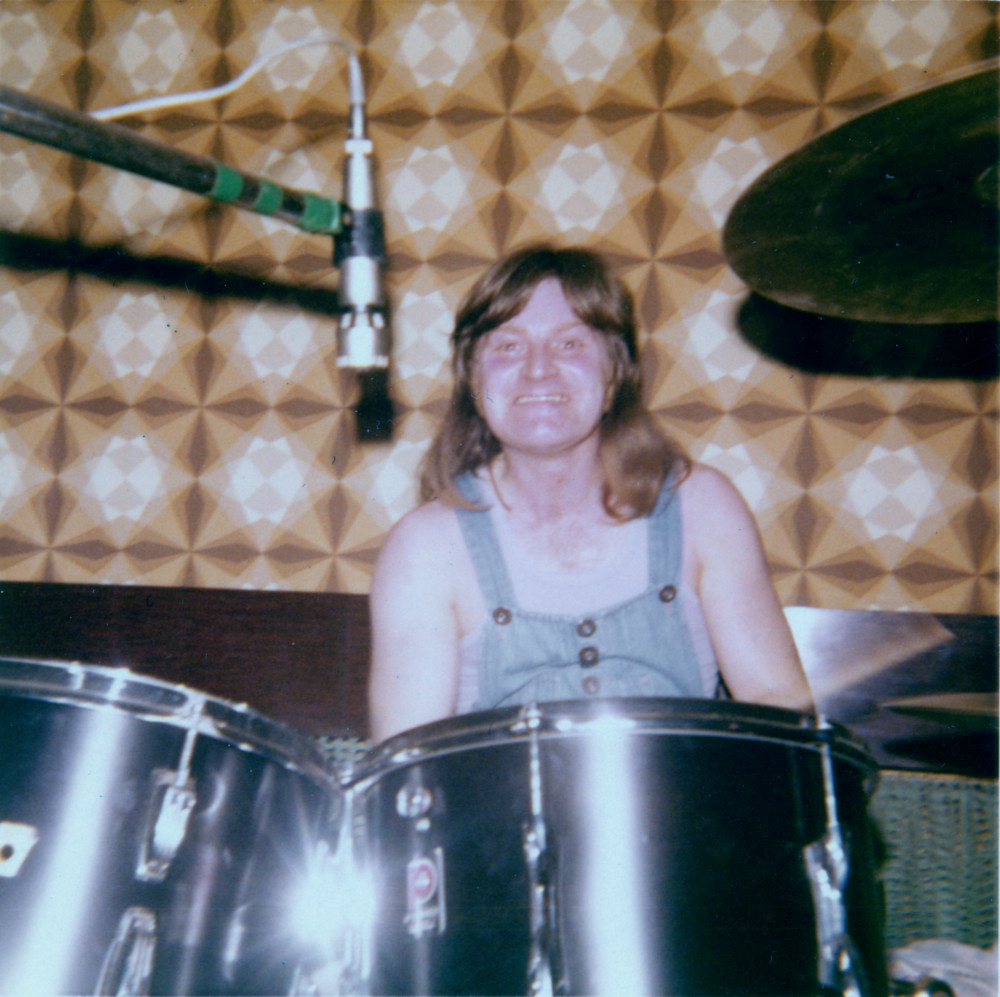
[[334, 60, 389, 370]]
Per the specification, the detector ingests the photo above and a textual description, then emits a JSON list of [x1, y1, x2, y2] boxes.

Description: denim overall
[[454, 471, 714, 710]]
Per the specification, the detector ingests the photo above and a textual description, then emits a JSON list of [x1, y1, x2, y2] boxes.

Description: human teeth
[[516, 395, 566, 403]]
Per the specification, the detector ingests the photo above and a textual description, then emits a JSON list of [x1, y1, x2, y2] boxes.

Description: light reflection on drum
[[0, 658, 343, 997], [348, 698, 889, 997]]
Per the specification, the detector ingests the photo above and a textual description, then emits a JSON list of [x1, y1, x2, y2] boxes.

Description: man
[[369, 245, 811, 741]]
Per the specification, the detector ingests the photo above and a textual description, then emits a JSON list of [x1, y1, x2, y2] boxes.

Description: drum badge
[[404, 848, 446, 938]]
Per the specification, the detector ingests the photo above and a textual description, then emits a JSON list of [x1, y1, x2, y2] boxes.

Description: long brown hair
[[420, 244, 687, 517]]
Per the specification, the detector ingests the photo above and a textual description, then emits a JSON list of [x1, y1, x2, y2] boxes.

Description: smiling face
[[472, 279, 614, 461]]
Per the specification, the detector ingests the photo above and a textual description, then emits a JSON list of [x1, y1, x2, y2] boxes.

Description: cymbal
[[723, 65, 999, 324], [884, 692, 998, 730]]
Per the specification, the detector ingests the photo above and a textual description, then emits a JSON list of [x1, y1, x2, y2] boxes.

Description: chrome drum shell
[[350, 698, 887, 996], [0, 658, 341, 996]]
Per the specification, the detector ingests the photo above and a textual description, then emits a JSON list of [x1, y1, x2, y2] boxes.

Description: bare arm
[[368, 504, 464, 742], [683, 465, 814, 712]]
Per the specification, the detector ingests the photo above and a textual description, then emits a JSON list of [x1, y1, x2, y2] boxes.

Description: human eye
[[557, 327, 593, 351], [489, 332, 522, 354]]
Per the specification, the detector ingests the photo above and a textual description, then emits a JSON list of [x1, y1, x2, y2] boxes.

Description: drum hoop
[[0, 657, 331, 784], [352, 698, 875, 787]]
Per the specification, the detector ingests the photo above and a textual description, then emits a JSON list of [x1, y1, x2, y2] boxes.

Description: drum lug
[[522, 711, 566, 997], [804, 844, 865, 997], [523, 821, 556, 997], [136, 768, 197, 883], [95, 906, 157, 996], [804, 722, 867, 997]]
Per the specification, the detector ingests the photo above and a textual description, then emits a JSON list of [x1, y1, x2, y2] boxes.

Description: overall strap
[[647, 467, 684, 585], [453, 472, 518, 609]]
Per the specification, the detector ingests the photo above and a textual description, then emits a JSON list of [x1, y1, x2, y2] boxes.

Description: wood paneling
[[0, 580, 370, 739]]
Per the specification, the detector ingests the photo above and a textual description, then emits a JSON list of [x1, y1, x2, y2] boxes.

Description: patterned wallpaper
[[0, 0, 996, 614]]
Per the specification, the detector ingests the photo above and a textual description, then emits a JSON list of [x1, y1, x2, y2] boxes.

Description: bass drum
[[350, 698, 888, 997], [0, 658, 343, 996]]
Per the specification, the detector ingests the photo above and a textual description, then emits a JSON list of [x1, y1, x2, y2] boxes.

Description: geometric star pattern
[[0, 0, 996, 613]]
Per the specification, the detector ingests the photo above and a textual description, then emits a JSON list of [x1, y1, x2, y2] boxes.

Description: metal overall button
[[493, 607, 512, 625], [659, 585, 677, 603], [582, 675, 601, 695], [579, 646, 599, 667], [576, 618, 596, 638]]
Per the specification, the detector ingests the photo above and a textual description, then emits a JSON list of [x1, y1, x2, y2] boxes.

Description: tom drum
[[349, 698, 888, 996], [0, 658, 342, 996]]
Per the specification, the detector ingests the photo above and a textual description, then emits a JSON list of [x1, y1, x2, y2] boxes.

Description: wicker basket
[[870, 769, 998, 950]]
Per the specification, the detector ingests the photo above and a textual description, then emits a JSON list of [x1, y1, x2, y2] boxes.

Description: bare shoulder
[[372, 497, 485, 644], [372, 499, 465, 587], [376, 499, 460, 558], [677, 463, 765, 579], [679, 463, 755, 523]]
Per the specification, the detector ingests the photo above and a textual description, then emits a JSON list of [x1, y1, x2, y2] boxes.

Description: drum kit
[[0, 658, 888, 997]]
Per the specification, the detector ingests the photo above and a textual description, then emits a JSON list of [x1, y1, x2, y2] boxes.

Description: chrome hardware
[[522, 822, 553, 997], [136, 769, 196, 882], [341, 788, 373, 992], [136, 692, 204, 882], [512, 701, 545, 735], [523, 717, 555, 997], [95, 906, 157, 996], [395, 784, 433, 819], [291, 794, 373, 997], [0, 821, 39, 877], [803, 716, 866, 997], [287, 965, 318, 996], [389, 746, 425, 765]]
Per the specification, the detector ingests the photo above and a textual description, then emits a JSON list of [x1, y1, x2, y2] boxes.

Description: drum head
[[356, 697, 875, 784], [0, 657, 329, 780]]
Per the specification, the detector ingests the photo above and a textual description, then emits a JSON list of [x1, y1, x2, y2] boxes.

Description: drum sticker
[[404, 848, 446, 938]]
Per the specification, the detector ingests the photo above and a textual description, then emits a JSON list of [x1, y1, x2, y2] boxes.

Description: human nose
[[522, 341, 556, 379]]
